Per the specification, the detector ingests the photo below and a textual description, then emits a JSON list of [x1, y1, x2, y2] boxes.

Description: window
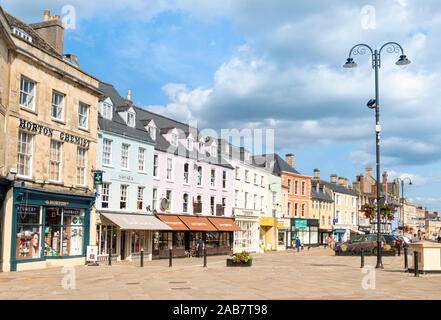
[[244, 192, 248, 209], [153, 155, 159, 178], [287, 179, 291, 194], [199, 142, 204, 153], [352, 197, 356, 208], [322, 216, 326, 225], [101, 183, 110, 208], [197, 166, 202, 186], [183, 193, 189, 213], [137, 187, 144, 210], [166, 158, 173, 180], [301, 181, 305, 195], [261, 176, 264, 187], [351, 212, 355, 225], [78, 102, 89, 129], [49, 140, 62, 182], [302, 204, 305, 217], [120, 185, 128, 209], [171, 134, 178, 146], [166, 190, 172, 211], [337, 210, 341, 223], [345, 211, 348, 224], [288, 202, 291, 216], [51, 91, 64, 121], [187, 139, 193, 151], [210, 196, 215, 215], [102, 139, 112, 165], [345, 195, 348, 206], [102, 102, 112, 119], [328, 216, 332, 225], [121, 144, 129, 169], [336, 194, 341, 206], [261, 196, 264, 211], [254, 173, 257, 185], [127, 112, 135, 127], [17, 131, 33, 178], [245, 170, 249, 183], [254, 195, 257, 210], [295, 203, 298, 217], [235, 167, 240, 179], [211, 145, 217, 157], [272, 191, 276, 203], [222, 171, 227, 189], [210, 169, 216, 188], [12, 27, 32, 43], [294, 181, 298, 194], [149, 126, 156, 140], [245, 152, 250, 161], [184, 163, 189, 183], [221, 198, 226, 216], [234, 190, 239, 207], [138, 148, 145, 172], [20, 77, 35, 110], [76, 147, 87, 185], [150, 188, 157, 212]]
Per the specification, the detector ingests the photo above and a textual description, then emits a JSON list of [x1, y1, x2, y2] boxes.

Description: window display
[[173, 232, 185, 248], [16, 205, 42, 260], [97, 225, 117, 255]]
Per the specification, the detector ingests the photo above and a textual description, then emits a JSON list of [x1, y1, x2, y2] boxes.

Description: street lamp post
[[343, 42, 411, 269], [397, 177, 412, 235]]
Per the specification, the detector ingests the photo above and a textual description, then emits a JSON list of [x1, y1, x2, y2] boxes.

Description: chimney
[[365, 166, 373, 178], [285, 154, 294, 168], [344, 178, 349, 188], [353, 181, 361, 193], [338, 177, 345, 186], [382, 171, 387, 193], [357, 174, 365, 193], [30, 10, 65, 55], [330, 174, 337, 184], [313, 169, 320, 181], [127, 90, 132, 101]]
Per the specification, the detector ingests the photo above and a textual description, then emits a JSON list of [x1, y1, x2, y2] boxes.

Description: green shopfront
[[290, 218, 319, 247], [7, 187, 94, 271]]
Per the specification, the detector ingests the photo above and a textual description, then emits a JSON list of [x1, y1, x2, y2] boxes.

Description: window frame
[[51, 91, 65, 121], [17, 130, 34, 178], [49, 140, 62, 183], [19, 76, 36, 111], [78, 102, 89, 130]]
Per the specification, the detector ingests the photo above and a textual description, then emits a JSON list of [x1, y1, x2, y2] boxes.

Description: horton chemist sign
[[295, 219, 307, 230]]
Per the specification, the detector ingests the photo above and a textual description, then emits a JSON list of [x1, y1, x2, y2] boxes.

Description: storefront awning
[[179, 215, 217, 231], [333, 229, 346, 234], [350, 228, 364, 235], [208, 217, 242, 231], [100, 212, 172, 231], [156, 214, 189, 230]]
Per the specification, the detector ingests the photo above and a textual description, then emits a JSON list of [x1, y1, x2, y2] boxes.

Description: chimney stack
[[330, 174, 337, 184], [313, 169, 320, 181], [365, 166, 373, 178], [30, 10, 65, 55], [127, 90, 132, 101], [382, 171, 387, 192], [338, 177, 345, 186], [285, 154, 294, 168], [353, 181, 361, 193]]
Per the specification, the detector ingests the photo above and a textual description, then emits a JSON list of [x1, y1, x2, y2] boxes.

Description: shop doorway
[[120, 231, 126, 260]]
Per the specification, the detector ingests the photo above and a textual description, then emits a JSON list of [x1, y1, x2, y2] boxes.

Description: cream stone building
[[0, 8, 102, 272]]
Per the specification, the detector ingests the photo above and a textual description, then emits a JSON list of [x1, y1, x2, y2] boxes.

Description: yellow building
[[0, 8, 102, 272], [310, 178, 333, 245]]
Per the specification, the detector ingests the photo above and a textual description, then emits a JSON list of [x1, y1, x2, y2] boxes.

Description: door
[[120, 231, 126, 260]]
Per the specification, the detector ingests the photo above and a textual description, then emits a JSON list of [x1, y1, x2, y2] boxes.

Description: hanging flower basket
[[360, 204, 376, 220], [380, 204, 397, 221]]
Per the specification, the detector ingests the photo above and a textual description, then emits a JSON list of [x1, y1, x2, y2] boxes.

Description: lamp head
[[367, 99, 377, 109], [396, 55, 411, 66], [343, 57, 357, 68]]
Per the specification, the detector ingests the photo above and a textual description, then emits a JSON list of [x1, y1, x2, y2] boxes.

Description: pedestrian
[[329, 235, 335, 249], [295, 237, 301, 252], [197, 237, 205, 258]]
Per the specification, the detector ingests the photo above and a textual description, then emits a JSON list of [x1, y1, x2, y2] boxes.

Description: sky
[[2, 0, 440, 213]]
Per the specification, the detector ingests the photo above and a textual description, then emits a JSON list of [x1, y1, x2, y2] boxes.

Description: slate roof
[[98, 82, 233, 170], [315, 179, 357, 196], [251, 153, 301, 176], [310, 181, 334, 202]]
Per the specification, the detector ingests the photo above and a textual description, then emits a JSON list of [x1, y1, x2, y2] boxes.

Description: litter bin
[[408, 241, 441, 273]]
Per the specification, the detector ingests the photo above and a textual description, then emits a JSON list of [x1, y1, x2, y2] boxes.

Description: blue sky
[[2, 0, 440, 212]]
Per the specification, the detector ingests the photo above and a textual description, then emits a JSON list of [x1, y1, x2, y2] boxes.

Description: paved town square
[[0, 248, 438, 300]]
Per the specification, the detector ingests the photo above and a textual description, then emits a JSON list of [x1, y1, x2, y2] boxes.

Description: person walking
[[295, 237, 301, 252], [197, 237, 205, 258], [329, 235, 335, 249]]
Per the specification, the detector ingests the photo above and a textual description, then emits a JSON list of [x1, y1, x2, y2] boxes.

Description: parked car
[[396, 236, 411, 246], [342, 234, 398, 254]]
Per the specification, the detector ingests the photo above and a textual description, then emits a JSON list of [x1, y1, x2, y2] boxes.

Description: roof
[[310, 182, 333, 201], [252, 153, 301, 176], [315, 179, 357, 196]]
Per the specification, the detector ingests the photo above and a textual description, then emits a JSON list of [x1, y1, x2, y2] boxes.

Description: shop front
[[154, 214, 239, 259], [96, 212, 171, 262], [358, 226, 371, 234], [233, 210, 260, 253], [259, 217, 276, 251], [333, 228, 347, 243], [276, 218, 290, 251], [319, 229, 333, 245], [5, 187, 95, 272], [290, 219, 319, 247]]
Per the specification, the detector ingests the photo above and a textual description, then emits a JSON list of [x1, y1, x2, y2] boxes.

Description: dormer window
[[148, 126, 156, 140], [12, 27, 32, 43], [199, 142, 204, 153], [171, 134, 178, 146], [211, 146, 217, 157], [187, 139, 193, 151], [127, 112, 135, 127], [245, 152, 250, 161], [101, 102, 112, 119]]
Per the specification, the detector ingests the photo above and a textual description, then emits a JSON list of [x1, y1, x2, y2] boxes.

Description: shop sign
[[277, 218, 290, 229], [295, 219, 307, 230], [17, 205, 39, 214], [238, 210, 259, 217], [160, 198, 169, 211], [19, 119, 90, 148], [94, 172, 103, 185], [86, 245, 98, 262], [260, 217, 275, 227], [118, 174, 134, 182], [45, 200, 69, 206], [63, 208, 81, 216]]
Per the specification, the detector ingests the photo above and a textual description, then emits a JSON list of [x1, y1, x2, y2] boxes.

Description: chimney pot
[[285, 154, 294, 168], [44, 9, 50, 21], [55, 15, 60, 20], [313, 169, 320, 180], [49, 16, 54, 21], [330, 174, 338, 184]]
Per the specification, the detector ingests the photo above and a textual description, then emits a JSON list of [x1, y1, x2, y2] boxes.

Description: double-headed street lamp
[[397, 177, 412, 234], [343, 42, 411, 269]]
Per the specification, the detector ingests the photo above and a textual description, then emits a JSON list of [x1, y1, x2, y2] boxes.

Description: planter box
[[334, 250, 396, 256], [226, 258, 252, 267]]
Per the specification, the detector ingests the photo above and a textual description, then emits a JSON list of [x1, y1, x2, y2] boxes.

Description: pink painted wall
[[152, 150, 234, 217]]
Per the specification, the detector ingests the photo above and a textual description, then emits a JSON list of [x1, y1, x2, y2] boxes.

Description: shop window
[[97, 225, 117, 255], [174, 232, 185, 248], [153, 231, 172, 251], [206, 232, 220, 248], [131, 232, 144, 253], [16, 205, 42, 260]]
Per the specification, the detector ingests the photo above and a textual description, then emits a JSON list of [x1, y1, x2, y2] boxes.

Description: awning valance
[[100, 212, 172, 231], [179, 215, 217, 231], [208, 217, 241, 231]]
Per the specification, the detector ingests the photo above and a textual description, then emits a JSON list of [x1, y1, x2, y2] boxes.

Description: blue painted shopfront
[[10, 187, 94, 271]]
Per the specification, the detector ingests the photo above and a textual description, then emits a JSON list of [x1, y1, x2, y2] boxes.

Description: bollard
[[203, 248, 207, 268], [140, 248, 144, 268], [360, 250, 364, 268], [414, 251, 419, 277], [169, 248, 172, 268], [297, 245, 299, 253], [108, 248, 112, 266], [404, 246, 408, 270]]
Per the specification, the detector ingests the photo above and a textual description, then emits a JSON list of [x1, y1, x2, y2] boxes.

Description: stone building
[[0, 8, 102, 271]]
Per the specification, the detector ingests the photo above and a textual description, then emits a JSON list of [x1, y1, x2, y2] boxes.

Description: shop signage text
[[63, 208, 81, 216], [294, 219, 307, 230], [19, 119, 90, 148], [45, 200, 69, 206], [17, 205, 38, 214]]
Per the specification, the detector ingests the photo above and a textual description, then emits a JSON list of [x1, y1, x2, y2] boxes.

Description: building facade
[[310, 172, 334, 245], [0, 9, 102, 271]]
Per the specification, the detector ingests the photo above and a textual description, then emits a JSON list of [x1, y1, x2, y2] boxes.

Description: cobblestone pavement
[[0, 247, 438, 300]]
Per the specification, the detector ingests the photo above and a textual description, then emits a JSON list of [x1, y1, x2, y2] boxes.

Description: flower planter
[[226, 258, 253, 267], [334, 249, 396, 256]]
